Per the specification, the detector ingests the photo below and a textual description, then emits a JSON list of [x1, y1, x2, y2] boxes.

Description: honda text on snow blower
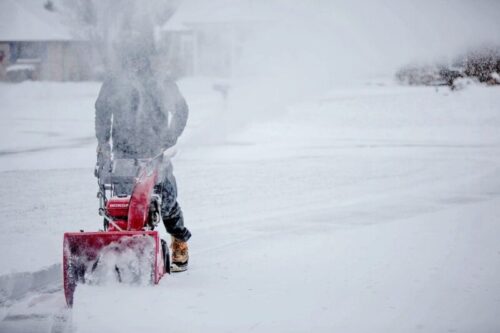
[[62, 149, 176, 307]]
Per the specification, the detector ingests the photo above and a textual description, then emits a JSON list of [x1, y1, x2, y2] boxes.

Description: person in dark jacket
[[95, 51, 191, 272]]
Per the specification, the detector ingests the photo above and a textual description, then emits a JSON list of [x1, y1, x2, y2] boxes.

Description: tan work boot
[[171, 237, 189, 272]]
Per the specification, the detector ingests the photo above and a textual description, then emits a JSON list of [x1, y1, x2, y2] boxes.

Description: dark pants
[[159, 167, 191, 242]]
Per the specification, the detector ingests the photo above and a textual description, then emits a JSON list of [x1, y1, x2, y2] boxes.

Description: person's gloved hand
[[96, 142, 111, 167], [97, 142, 111, 160], [162, 134, 177, 151], [95, 142, 111, 178]]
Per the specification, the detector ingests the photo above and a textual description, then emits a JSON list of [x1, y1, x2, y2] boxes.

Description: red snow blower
[[63, 150, 173, 306]]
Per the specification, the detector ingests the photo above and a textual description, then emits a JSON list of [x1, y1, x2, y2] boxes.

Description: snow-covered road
[[0, 80, 499, 332]]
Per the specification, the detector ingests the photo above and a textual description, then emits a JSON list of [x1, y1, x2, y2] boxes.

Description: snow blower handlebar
[[94, 146, 177, 180], [94, 146, 177, 231]]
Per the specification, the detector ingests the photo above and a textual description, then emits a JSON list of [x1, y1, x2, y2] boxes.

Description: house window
[[9, 42, 47, 63]]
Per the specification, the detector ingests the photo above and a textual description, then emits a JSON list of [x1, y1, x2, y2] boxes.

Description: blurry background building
[[160, 0, 268, 78], [1, 0, 498, 84], [0, 0, 95, 81]]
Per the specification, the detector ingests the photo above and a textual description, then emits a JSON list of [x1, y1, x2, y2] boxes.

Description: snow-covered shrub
[[458, 46, 500, 85], [396, 45, 500, 88], [395, 65, 448, 86]]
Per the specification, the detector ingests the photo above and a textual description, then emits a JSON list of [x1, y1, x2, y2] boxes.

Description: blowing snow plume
[[64, 0, 500, 140], [166, 0, 500, 137], [62, 0, 180, 75], [230, 0, 500, 80]]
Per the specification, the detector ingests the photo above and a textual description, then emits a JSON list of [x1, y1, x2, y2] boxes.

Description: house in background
[[0, 0, 271, 81], [160, 0, 270, 78], [0, 0, 93, 81]]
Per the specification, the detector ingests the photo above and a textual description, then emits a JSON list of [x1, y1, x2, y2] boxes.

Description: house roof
[[0, 0, 74, 42], [162, 0, 274, 31]]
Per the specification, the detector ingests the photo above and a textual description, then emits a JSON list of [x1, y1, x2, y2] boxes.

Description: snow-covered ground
[[0, 79, 499, 333]]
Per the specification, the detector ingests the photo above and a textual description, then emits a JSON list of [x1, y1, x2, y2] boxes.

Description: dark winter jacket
[[95, 73, 188, 158]]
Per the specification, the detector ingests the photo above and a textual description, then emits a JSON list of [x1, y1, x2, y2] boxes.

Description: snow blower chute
[[63, 151, 172, 306]]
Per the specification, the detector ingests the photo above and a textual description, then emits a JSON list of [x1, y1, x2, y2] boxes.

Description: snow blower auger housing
[[63, 151, 173, 307]]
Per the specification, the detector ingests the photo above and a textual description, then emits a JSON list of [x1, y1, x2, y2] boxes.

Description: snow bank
[[0, 80, 499, 332]]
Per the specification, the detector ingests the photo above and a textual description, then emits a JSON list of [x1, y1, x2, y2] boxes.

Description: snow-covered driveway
[[0, 80, 499, 332]]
